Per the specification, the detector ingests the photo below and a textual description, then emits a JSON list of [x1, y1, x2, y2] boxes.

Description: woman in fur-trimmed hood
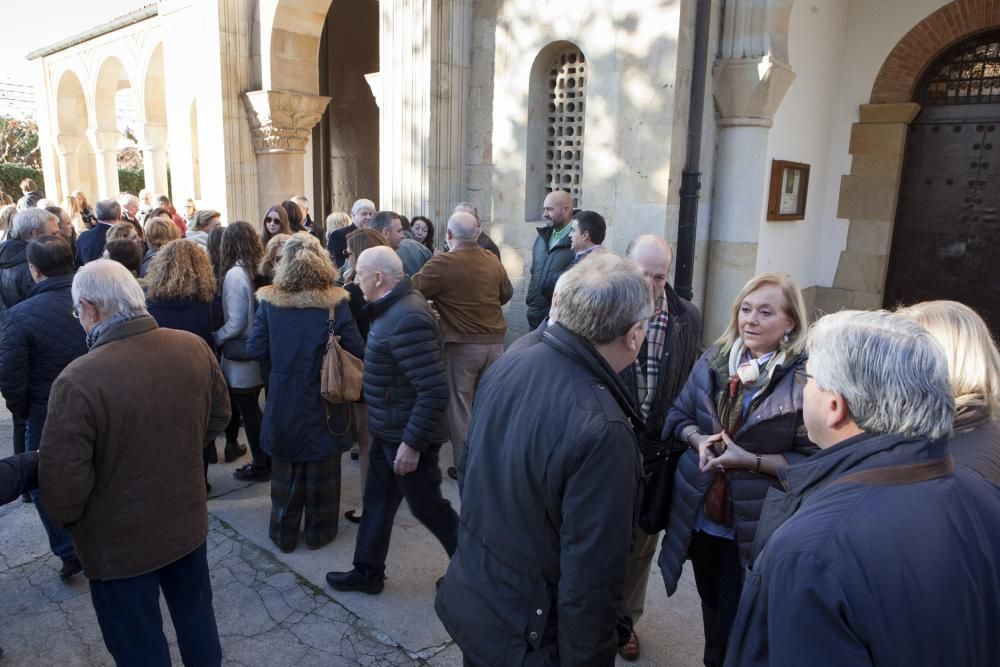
[[248, 232, 365, 552]]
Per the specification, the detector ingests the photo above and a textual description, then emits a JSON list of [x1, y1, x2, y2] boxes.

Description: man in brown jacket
[[39, 259, 231, 666], [412, 211, 513, 479]]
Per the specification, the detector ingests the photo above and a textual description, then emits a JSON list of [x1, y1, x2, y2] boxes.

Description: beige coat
[[40, 316, 230, 580]]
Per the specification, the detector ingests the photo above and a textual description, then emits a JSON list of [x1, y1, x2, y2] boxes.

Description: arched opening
[[142, 43, 170, 197], [883, 30, 1000, 333], [54, 70, 95, 203], [93, 56, 139, 197], [310, 0, 380, 220]]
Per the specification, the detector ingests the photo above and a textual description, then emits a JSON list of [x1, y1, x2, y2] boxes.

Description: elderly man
[[436, 254, 652, 666], [0, 236, 87, 580], [453, 202, 501, 259], [119, 193, 142, 235], [328, 198, 376, 268], [40, 260, 231, 665], [326, 247, 457, 594], [725, 310, 1000, 667], [371, 210, 431, 276], [76, 199, 121, 265], [614, 234, 702, 660], [0, 208, 60, 324], [525, 190, 576, 329], [412, 211, 513, 479]]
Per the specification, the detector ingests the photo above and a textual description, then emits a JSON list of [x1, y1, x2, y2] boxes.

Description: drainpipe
[[674, 0, 713, 301]]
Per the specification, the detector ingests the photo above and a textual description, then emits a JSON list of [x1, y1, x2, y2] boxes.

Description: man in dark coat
[[616, 234, 702, 660], [726, 310, 1000, 667], [436, 254, 653, 666], [327, 198, 375, 268], [326, 246, 457, 594], [75, 199, 121, 265], [525, 190, 575, 329], [0, 235, 87, 579]]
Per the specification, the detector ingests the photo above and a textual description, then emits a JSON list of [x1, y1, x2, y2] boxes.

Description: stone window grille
[[544, 48, 586, 207]]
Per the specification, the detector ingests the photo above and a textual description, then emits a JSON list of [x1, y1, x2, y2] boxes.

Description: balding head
[[454, 201, 479, 222], [627, 235, 674, 299], [542, 190, 573, 228], [355, 246, 404, 302], [447, 211, 480, 248]]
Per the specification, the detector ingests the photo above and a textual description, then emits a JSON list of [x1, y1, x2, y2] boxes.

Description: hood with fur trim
[[255, 285, 350, 310]]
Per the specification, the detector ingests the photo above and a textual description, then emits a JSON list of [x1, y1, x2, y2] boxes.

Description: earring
[[782, 329, 791, 344]]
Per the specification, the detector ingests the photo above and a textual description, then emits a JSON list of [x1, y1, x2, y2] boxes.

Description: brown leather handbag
[[320, 307, 363, 404]]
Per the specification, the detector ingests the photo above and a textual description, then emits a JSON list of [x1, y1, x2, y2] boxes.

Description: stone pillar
[[243, 90, 330, 226], [87, 129, 122, 199], [379, 0, 472, 219], [55, 134, 83, 203], [140, 123, 170, 196], [703, 57, 795, 341]]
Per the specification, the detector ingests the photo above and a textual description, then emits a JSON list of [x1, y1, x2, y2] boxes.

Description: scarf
[[86, 312, 143, 349], [635, 294, 669, 420]]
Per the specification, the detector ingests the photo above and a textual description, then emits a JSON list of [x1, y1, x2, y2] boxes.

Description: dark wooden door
[[884, 104, 1000, 333]]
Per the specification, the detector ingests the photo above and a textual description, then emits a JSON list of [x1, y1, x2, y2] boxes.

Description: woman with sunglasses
[[261, 205, 292, 246]]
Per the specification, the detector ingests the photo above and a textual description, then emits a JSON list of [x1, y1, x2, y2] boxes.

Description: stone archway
[[91, 56, 138, 198], [54, 69, 95, 203], [822, 0, 1000, 314], [141, 43, 170, 196]]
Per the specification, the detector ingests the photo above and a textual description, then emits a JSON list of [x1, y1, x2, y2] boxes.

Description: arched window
[[526, 43, 587, 219], [918, 31, 1000, 105]]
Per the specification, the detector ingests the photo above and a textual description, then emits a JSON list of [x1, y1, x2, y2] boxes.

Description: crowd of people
[[1, 179, 999, 667]]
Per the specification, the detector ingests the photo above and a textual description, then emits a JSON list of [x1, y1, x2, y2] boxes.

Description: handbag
[[637, 439, 684, 535], [320, 307, 363, 404], [222, 337, 253, 361]]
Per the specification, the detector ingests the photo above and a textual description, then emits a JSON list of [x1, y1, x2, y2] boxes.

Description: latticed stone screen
[[545, 48, 586, 207]]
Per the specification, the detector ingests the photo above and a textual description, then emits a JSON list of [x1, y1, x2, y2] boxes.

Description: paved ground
[[0, 407, 705, 666]]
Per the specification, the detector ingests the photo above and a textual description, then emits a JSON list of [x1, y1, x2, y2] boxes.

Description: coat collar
[[536, 224, 572, 249], [256, 284, 349, 310], [364, 276, 414, 319], [26, 273, 74, 298], [90, 314, 158, 350]]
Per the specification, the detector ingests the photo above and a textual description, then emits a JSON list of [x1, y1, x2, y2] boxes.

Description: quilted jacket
[[0, 274, 87, 420], [0, 239, 36, 326]]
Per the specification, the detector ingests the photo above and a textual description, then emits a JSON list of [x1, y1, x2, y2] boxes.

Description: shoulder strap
[[832, 455, 955, 486]]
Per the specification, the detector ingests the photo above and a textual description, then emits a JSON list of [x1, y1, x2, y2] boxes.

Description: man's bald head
[[542, 190, 573, 228], [355, 246, 404, 302], [447, 211, 480, 248], [627, 235, 674, 299]]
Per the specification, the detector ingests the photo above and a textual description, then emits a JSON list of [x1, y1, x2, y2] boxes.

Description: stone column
[[55, 134, 83, 203], [140, 123, 170, 196], [243, 90, 330, 225], [379, 0, 472, 219], [703, 57, 795, 339], [87, 129, 122, 199]]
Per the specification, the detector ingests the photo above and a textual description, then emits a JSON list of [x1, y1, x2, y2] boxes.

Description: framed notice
[[767, 160, 810, 221]]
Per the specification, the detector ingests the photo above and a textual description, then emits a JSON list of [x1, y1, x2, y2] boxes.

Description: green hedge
[[0, 164, 147, 202]]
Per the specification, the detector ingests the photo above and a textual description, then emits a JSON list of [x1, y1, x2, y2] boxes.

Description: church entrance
[[884, 31, 1000, 333]]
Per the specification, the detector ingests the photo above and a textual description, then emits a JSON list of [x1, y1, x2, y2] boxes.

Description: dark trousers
[[270, 455, 343, 551], [12, 413, 25, 455], [353, 438, 458, 579], [228, 388, 268, 468], [25, 414, 76, 561], [89, 542, 221, 667], [689, 531, 743, 667]]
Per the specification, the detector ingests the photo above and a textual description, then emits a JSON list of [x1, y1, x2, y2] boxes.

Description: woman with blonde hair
[[62, 195, 85, 233], [325, 212, 351, 246], [897, 300, 1000, 483], [248, 232, 364, 551], [258, 233, 291, 287], [659, 272, 818, 667], [140, 215, 182, 276], [0, 204, 16, 242]]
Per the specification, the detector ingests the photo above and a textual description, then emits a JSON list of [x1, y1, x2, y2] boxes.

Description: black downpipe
[[674, 0, 713, 301]]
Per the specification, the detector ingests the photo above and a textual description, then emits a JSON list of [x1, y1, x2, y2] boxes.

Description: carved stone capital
[[243, 90, 331, 154], [714, 57, 796, 127]]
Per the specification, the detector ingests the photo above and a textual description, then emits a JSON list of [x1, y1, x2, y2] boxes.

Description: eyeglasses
[[72, 303, 81, 319], [793, 368, 814, 386], [265, 217, 281, 223]]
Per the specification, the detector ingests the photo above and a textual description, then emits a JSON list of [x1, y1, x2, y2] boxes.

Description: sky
[[0, 0, 142, 118]]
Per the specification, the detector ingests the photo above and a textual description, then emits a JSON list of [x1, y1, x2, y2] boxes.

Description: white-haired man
[[0, 208, 60, 325], [39, 260, 231, 665], [436, 254, 653, 665], [726, 310, 1000, 667], [412, 211, 513, 479], [328, 198, 376, 268]]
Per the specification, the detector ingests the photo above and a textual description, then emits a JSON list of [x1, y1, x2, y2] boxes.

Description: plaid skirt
[[269, 454, 343, 551]]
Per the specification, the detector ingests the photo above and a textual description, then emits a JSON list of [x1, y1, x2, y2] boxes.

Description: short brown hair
[[345, 228, 389, 263], [19, 178, 37, 192], [107, 221, 138, 243], [105, 239, 143, 274], [144, 215, 180, 250]]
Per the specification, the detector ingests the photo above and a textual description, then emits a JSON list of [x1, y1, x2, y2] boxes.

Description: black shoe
[[224, 441, 248, 463], [206, 445, 218, 464], [325, 569, 384, 595], [233, 463, 270, 482], [21, 493, 32, 503], [447, 466, 458, 480], [344, 510, 362, 524], [59, 557, 82, 581]]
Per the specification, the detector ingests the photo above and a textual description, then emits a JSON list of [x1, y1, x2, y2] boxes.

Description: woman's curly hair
[[273, 232, 340, 293], [220, 221, 263, 284], [144, 239, 217, 303]]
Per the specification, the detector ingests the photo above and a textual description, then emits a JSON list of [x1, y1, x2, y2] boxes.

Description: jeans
[[353, 438, 458, 578], [89, 542, 221, 667], [25, 414, 76, 561]]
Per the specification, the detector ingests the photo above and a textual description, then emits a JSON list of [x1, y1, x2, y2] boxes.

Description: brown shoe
[[618, 631, 640, 661]]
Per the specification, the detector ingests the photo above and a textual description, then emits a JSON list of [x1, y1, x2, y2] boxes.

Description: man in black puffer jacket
[[326, 246, 457, 595], [0, 235, 87, 579]]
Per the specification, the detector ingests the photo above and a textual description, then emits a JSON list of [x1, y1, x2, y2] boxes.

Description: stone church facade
[[28, 0, 1000, 339]]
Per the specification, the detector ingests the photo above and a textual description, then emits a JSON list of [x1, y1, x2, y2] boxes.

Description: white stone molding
[[242, 90, 331, 155]]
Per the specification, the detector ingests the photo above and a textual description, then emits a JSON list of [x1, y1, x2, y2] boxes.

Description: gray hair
[[95, 199, 121, 222], [807, 310, 954, 441], [72, 259, 148, 318], [351, 199, 376, 215], [11, 208, 57, 241], [447, 212, 479, 241], [557, 254, 653, 345], [454, 201, 479, 221]]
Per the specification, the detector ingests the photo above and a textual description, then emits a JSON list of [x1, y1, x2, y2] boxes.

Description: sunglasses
[[265, 216, 281, 223]]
